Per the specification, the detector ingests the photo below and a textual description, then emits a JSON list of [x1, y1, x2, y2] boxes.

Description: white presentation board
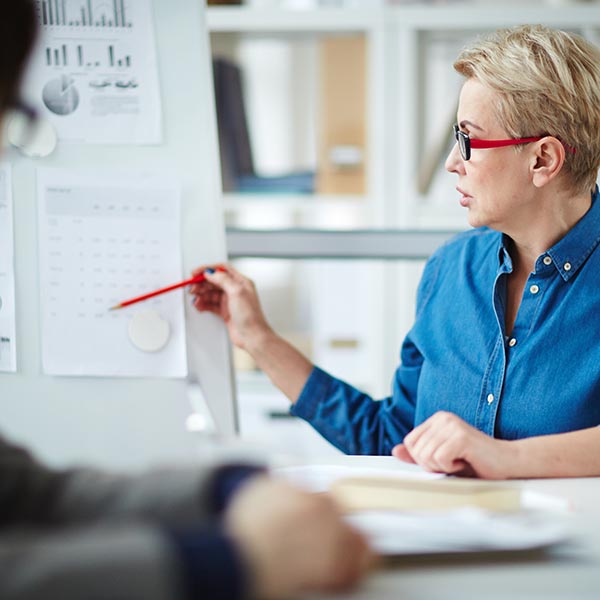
[[0, 0, 237, 470]]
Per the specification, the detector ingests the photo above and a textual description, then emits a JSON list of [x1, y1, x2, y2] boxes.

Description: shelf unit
[[208, 3, 600, 224], [208, 5, 388, 223], [207, 2, 600, 450]]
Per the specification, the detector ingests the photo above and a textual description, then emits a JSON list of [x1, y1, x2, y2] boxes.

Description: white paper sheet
[[345, 508, 570, 555], [37, 168, 187, 377], [276, 463, 444, 494], [0, 165, 17, 372], [26, 0, 161, 144]]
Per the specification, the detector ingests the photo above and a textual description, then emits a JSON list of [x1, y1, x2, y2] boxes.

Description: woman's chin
[[466, 211, 482, 229]]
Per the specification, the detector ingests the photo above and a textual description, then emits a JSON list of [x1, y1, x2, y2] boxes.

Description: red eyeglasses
[[453, 124, 576, 161]]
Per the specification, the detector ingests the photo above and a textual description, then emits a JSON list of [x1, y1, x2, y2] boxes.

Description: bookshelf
[[207, 2, 600, 221], [208, 5, 386, 218], [207, 2, 600, 451]]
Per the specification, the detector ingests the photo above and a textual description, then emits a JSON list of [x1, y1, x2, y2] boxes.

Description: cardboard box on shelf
[[316, 35, 367, 195]]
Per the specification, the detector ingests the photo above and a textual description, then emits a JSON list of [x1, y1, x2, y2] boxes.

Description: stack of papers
[[275, 464, 571, 556]]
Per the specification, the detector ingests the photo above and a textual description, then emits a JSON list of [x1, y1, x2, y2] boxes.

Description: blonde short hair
[[454, 25, 600, 193]]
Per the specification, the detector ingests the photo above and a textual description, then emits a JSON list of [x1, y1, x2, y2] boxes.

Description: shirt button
[[487, 393, 494, 404], [508, 338, 517, 347], [564, 262, 572, 271], [543, 256, 552, 266], [529, 284, 539, 294]]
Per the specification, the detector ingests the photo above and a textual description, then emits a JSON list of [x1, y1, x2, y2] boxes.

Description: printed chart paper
[[37, 168, 187, 377], [0, 165, 17, 372], [26, 0, 162, 144]]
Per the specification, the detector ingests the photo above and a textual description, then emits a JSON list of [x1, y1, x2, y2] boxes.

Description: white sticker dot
[[128, 309, 170, 353]]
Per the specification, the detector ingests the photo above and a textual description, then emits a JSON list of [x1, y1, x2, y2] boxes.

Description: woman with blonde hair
[[193, 25, 600, 479]]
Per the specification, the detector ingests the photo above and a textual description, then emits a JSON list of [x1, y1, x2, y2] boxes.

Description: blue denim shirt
[[291, 188, 600, 455]]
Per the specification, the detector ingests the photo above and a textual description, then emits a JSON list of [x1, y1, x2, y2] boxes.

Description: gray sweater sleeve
[[0, 524, 184, 600], [0, 434, 219, 527], [0, 433, 245, 600]]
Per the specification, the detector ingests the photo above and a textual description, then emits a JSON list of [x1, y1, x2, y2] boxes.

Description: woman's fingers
[[391, 444, 416, 464], [429, 436, 471, 474], [402, 417, 433, 457], [400, 412, 475, 474], [192, 290, 222, 311]]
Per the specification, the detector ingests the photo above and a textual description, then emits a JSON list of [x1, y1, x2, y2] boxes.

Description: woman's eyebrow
[[459, 120, 484, 132]]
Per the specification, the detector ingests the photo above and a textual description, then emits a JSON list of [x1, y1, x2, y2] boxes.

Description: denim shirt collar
[[498, 185, 600, 280]]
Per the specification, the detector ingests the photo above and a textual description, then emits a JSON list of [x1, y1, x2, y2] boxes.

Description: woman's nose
[[445, 142, 464, 174]]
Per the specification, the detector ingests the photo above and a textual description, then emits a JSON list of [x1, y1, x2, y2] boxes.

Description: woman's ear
[[531, 136, 565, 188]]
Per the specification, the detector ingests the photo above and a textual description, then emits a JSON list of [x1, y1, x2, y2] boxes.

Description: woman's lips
[[457, 187, 472, 207]]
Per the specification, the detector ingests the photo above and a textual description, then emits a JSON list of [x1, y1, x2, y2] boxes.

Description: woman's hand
[[189, 264, 272, 351], [392, 411, 517, 479], [190, 264, 313, 402]]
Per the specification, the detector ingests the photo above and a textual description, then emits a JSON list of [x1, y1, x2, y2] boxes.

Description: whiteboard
[[0, 0, 238, 470]]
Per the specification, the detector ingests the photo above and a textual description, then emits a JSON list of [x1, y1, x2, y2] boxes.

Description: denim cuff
[[290, 366, 334, 421]]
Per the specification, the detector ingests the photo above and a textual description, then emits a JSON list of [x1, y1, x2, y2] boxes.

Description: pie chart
[[42, 76, 80, 116]]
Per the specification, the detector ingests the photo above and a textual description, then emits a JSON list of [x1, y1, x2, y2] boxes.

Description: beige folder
[[330, 476, 522, 512], [316, 36, 367, 195]]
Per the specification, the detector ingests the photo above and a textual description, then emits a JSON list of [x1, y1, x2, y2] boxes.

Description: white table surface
[[288, 455, 600, 600]]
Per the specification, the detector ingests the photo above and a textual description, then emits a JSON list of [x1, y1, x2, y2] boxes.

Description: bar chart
[[45, 43, 132, 69], [45, 44, 69, 67], [39, 0, 132, 28], [30, 0, 161, 144], [108, 45, 132, 68]]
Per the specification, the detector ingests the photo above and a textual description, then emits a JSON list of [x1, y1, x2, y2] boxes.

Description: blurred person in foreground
[[193, 24, 600, 480], [0, 2, 370, 599]]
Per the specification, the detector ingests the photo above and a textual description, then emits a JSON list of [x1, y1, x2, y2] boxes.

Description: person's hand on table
[[225, 477, 372, 599], [189, 264, 272, 350], [392, 411, 516, 479]]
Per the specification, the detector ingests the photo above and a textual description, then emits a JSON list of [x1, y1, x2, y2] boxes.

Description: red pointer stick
[[109, 267, 226, 310]]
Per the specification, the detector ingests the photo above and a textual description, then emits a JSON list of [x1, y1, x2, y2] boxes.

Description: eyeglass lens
[[453, 125, 470, 161]]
